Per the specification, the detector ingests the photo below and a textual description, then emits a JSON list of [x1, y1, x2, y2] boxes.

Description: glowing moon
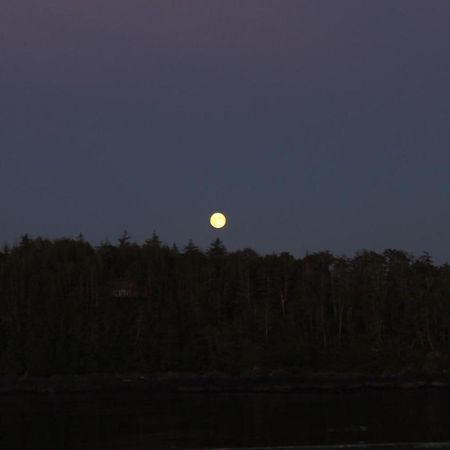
[[210, 212, 227, 229]]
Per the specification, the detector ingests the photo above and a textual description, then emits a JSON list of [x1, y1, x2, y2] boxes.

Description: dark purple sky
[[2, 1, 450, 260]]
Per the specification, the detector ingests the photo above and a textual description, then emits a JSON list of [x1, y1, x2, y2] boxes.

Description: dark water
[[1, 389, 450, 449]]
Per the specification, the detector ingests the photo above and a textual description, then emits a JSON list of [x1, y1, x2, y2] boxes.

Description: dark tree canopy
[[0, 235, 448, 375]]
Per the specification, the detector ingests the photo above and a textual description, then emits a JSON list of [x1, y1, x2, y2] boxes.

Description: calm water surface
[[1, 389, 450, 449]]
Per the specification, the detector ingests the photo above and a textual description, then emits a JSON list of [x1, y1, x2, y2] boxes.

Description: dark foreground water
[[1, 389, 450, 449]]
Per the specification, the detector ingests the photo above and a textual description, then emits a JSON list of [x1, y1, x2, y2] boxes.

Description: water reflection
[[1, 389, 450, 449]]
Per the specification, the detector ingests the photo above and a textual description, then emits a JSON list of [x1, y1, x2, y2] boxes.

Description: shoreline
[[1, 371, 450, 394]]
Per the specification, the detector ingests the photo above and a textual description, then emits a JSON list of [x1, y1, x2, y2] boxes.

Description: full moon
[[210, 212, 227, 229]]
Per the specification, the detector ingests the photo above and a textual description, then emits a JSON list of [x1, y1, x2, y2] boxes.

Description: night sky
[[2, 1, 450, 261]]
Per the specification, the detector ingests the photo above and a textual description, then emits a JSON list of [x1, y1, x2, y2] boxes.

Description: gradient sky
[[2, 1, 450, 260]]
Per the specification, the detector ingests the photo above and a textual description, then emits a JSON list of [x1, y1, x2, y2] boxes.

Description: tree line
[[0, 233, 449, 375]]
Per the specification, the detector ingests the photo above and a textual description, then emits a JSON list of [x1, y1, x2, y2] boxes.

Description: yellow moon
[[210, 212, 227, 229]]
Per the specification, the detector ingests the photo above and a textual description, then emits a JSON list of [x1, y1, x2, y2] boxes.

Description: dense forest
[[0, 233, 449, 376]]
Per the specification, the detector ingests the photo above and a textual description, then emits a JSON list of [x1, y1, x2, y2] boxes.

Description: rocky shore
[[1, 370, 450, 394]]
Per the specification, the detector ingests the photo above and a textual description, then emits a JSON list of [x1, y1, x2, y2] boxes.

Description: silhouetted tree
[[0, 235, 450, 375]]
